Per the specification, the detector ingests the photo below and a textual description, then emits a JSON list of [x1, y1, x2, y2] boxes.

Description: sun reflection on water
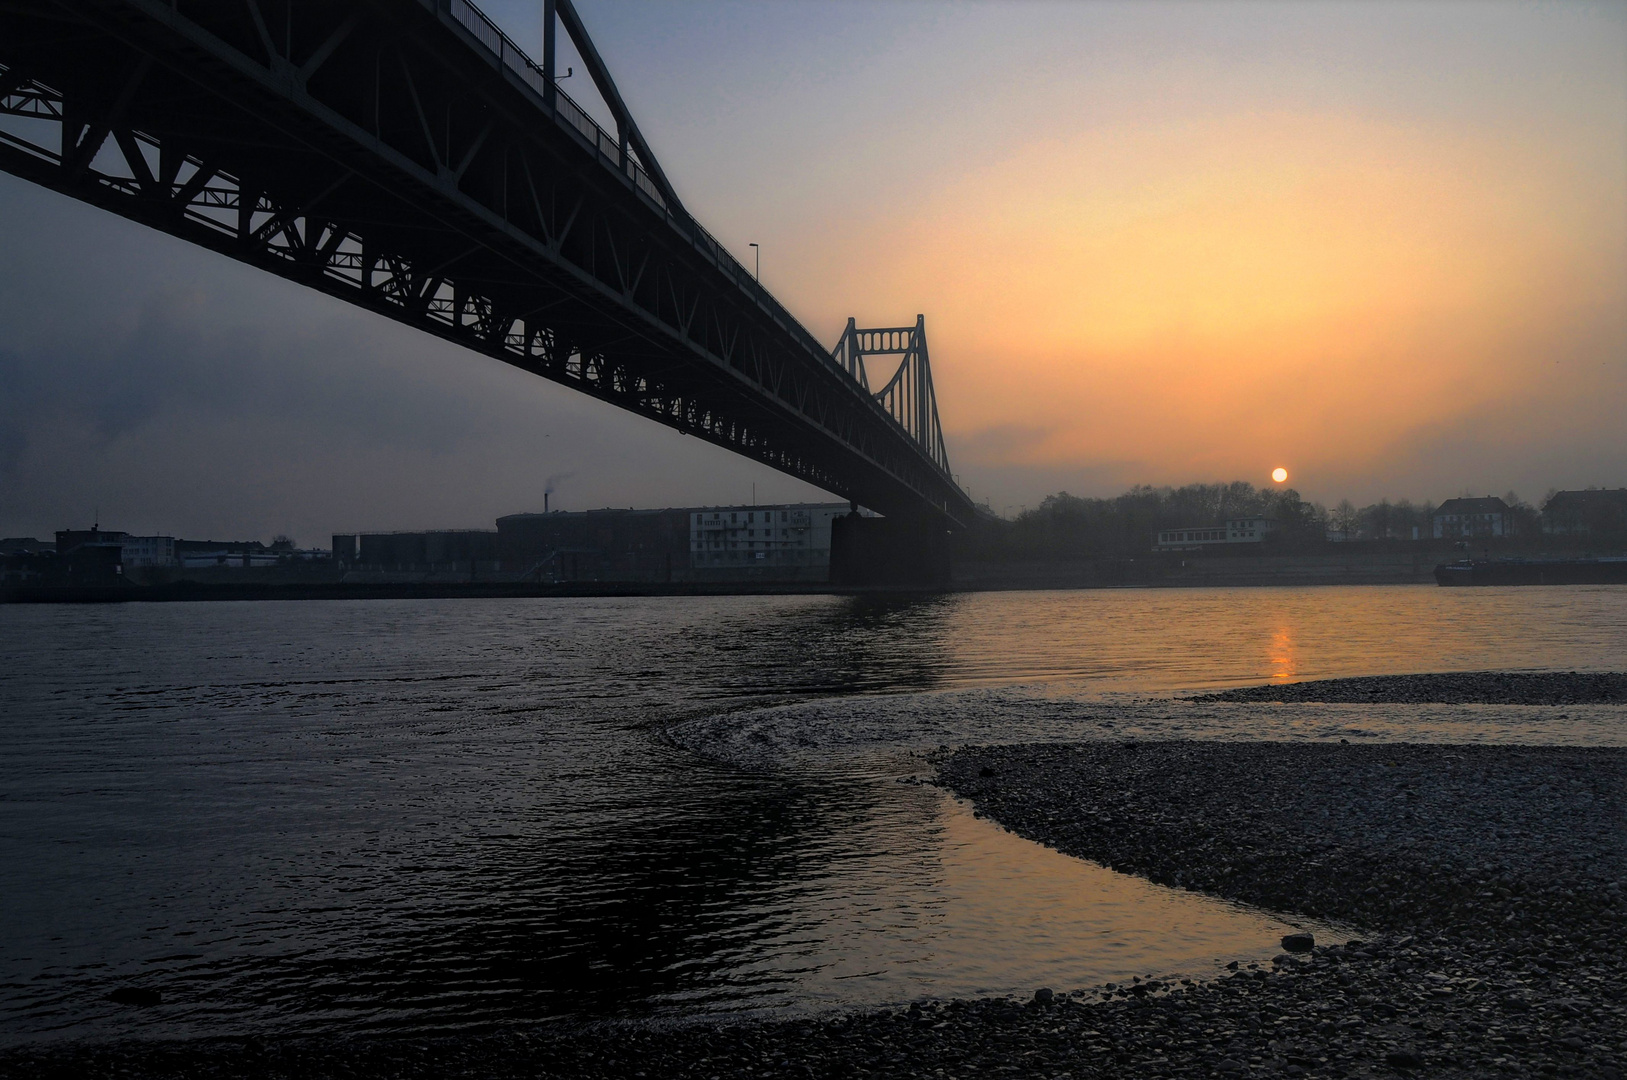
[[1268, 621, 1299, 682]]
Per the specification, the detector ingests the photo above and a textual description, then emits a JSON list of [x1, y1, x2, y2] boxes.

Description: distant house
[[1154, 517, 1273, 551], [1432, 497, 1510, 540], [1542, 489, 1627, 538]]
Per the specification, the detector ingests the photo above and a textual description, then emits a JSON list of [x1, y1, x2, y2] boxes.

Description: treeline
[[959, 482, 1325, 560], [1326, 494, 1537, 544], [957, 481, 1542, 561]]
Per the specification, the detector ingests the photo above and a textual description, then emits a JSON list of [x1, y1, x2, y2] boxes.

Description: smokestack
[[545, 492, 550, 513]]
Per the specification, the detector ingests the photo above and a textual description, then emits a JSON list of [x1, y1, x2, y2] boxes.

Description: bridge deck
[[0, 0, 976, 527]]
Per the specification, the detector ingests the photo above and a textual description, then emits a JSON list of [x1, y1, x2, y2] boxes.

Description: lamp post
[[748, 242, 759, 281]]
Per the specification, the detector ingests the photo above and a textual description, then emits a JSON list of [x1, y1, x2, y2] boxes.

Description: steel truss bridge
[[0, 0, 976, 529]]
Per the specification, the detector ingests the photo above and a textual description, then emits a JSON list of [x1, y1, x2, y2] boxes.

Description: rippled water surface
[[2, 586, 1624, 1042]]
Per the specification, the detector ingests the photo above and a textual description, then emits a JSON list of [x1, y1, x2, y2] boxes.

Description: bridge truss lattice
[[0, 0, 975, 527]]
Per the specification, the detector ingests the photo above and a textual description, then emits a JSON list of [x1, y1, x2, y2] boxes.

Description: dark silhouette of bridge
[[0, 0, 975, 555]]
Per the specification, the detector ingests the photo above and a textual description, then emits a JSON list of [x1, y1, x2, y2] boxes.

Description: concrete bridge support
[[829, 512, 952, 588]]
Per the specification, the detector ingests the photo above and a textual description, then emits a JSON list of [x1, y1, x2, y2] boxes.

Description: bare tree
[[1333, 499, 1358, 540]]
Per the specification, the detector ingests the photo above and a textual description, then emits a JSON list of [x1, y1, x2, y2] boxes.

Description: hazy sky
[[2, 1, 1623, 541]]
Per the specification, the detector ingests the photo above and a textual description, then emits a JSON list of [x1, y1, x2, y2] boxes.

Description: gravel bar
[[1190, 671, 1627, 705], [5, 741, 1625, 1078], [936, 741, 1627, 1078]]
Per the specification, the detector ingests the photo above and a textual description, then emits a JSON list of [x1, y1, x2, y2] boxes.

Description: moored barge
[[1435, 557, 1627, 586]]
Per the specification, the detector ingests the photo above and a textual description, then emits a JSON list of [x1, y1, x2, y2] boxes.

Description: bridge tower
[[827, 317, 954, 586]]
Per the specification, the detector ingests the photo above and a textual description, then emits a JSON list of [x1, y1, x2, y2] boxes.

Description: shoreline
[[1189, 671, 1627, 706], [0, 553, 1496, 603], [0, 577, 1468, 605], [4, 682, 1624, 1077], [933, 739, 1625, 1077], [10, 564, 1627, 603]]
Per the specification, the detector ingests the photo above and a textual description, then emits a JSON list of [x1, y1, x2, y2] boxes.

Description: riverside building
[[689, 503, 853, 580], [1431, 497, 1511, 540], [1154, 517, 1274, 552]]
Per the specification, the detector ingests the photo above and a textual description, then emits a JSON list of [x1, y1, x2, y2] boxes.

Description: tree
[[1501, 492, 1540, 541], [1332, 500, 1358, 540]]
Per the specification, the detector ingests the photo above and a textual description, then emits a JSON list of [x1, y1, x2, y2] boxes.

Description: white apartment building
[[1154, 517, 1273, 551], [1432, 497, 1510, 539], [689, 503, 853, 573], [120, 535, 177, 567]]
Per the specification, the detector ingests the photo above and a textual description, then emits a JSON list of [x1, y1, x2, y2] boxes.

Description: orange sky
[[609, 0, 1627, 506], [788, 106, 1623, 501]]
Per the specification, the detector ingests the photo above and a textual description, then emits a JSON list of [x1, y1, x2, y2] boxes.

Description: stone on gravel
[[1281, 932, 1314, 953]]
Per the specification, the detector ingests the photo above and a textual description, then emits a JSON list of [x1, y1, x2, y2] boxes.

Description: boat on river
[[1434, 557, 1627, 586]]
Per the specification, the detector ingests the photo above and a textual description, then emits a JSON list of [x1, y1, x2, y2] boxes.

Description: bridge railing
[[444, 0, 938, 468]]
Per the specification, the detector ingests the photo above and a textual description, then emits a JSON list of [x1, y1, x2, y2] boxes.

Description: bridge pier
[[829, 511, 951, 588]]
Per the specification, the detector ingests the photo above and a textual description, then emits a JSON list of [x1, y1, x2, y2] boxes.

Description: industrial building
[[495, 510, 690, 581], [331, 531, 500, 573], [491, 503, 857, 583], [10, 504, 870, 589]]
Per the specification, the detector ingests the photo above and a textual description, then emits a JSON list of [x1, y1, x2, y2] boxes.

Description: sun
[[1272, 467, 1289, 484]]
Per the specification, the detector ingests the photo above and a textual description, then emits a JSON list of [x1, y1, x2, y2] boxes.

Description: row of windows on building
[[689, 504, 850, 566], [1154, 518, 1272, 550]]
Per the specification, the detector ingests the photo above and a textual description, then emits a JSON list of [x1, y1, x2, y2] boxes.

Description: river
[[2, 585, 1623, 1043]]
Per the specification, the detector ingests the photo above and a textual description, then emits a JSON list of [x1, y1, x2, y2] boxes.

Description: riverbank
[[0, 579, 860, 603], [3, 551, 1463, 602], [5, 676, 1624, 1078], [951, 551, 1442, 590], [5, 923, 1614, 1078]]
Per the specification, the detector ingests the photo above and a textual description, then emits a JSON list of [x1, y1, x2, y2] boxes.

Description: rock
[[1282, 933, 1315, 953], [1033, 988, 1053, 1005], [1385, 1048, 1424, 1068]]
